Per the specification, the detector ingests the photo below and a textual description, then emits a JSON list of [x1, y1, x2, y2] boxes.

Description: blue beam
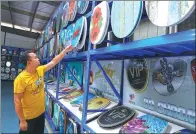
[[120, 60, 124, 105], [90, 29, 195, 56], [65, 64, 82, 88], [94, 59, 121, 101], [56, 62, 61, 100], [45, 112, 59, 133], [81, 54, 92, 132], [63, 51, 87, 61], [45, 59, 50, 92], [103, 40, 122, 45], [81, 2, 96, 133]]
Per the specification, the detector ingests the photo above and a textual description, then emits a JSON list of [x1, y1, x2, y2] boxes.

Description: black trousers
[[19, 112, 45, 134]]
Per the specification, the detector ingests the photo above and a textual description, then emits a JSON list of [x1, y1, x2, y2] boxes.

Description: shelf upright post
[[56, 61, 61, 100], [63, 63, 66, 83], [45, 58, 50, 92], [119, 37, 129, 105], [81, 2, 96, 132]]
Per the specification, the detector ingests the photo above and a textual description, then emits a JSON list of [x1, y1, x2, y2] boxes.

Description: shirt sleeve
[[14, 77, 26, 93], [37, 65, 47, 74]]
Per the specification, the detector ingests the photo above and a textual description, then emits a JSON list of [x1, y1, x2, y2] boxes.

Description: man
[[14, 45, 73, 134]]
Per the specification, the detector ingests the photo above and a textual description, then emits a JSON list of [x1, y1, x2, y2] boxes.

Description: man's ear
[[27, 60, 31, 65]]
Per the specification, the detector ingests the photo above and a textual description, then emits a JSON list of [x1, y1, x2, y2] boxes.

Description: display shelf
[[46, 89, 118, 121], [45, 111, 59, 133], [40, 1, 195, 133], [41, 51, 88, 63], [39, 2, 94, 48], [1, 46, 28, 80], [90, 29, 195, 60], [87, 109, 185, 133], [40, 29, 195, 62], [63, 51, 88, 62], [46, 88, 117, 132]]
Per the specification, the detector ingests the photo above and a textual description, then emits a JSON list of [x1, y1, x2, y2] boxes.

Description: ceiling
[[1, 1, 61, 36]]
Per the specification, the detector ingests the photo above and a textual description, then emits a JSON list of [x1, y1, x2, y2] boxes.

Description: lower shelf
[[46, 89, 187, 133], [86, 110, 185, 133], [45, 89, 118, 132]]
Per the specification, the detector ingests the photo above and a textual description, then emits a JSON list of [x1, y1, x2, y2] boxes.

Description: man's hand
[[64, 45, 73, 53], [45, 45, 73, 72], [20, 120, 28, 131]]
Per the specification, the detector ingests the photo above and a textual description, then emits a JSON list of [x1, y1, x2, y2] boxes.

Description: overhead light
[[32, 29, 42, 33], [1, 22, 42, 34], [1, 22, 13, 28], [14, 25, 30, 31]]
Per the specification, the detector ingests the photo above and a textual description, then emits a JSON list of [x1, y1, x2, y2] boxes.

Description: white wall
[[133, 18, 168, 41], [1, 32, 36, 49]]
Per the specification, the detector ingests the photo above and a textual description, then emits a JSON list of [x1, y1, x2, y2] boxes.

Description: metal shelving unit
[[1, 45, 29, 80], [40, 1, 196, 133]]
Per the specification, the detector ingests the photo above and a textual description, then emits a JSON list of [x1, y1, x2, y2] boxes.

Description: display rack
[[45, 112, 59, 133], [87, 108, 185, 133], [1, 45, 28, 80], [39, 1, 196, 133]]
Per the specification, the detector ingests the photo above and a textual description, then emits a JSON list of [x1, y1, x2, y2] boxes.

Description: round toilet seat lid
[[111, 1, 143, 38], [119, 114, 168, 133], [152, 58, 187, 96], [71, 16, 85, 48], [97, 105, 135, 128], [77, 16, 87, 50], [68, 0, 77, 21], [77, 1, 89, 14], [64, 24, 75, 47], [90, 1, 110, 45], [145, 1, 195, 27], [61, 2, 69, 29]]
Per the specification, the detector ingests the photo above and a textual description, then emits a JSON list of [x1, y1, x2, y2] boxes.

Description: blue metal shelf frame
[[56, 62, 61, 100], [94, 59, 121, 101], [41, 29, 195, 63], [45, 111, 59, 133], [1, 46, 29, 81], [89, 29, 195, 60], [43, 1, 96, 133], [45, 89, 95, 133], [41, 0, 196, 133], [44, 58, 50, 92], [65, 63, 82, 88]]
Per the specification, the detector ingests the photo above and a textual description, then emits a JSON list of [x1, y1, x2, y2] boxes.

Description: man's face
[[27, 53, 40, 67]]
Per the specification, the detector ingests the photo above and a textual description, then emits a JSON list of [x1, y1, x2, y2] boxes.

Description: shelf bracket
[[65, 64, 82, 88], [94, 59, 121, 101], [44, 59, 50, 92], [56, 62, 61, 100]]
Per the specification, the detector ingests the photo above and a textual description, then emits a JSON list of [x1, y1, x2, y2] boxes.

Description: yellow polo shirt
[[14, 65, 46, 120]]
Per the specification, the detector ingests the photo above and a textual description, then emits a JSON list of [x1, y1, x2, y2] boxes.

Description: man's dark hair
[[21, 50, 33, 66]]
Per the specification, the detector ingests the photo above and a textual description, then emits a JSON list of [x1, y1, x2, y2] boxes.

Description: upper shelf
[[63, 51, 88, 62], [41, 29, 195, 62], [62, 29, 195, 62], [90, 29, 195, 60]]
